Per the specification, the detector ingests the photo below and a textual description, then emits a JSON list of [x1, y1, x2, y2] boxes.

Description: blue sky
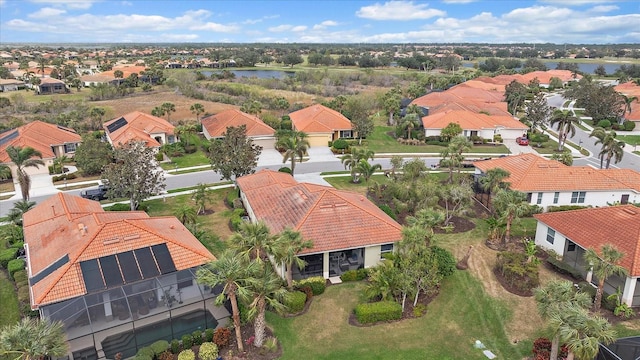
[[0, 0, 638, 44]]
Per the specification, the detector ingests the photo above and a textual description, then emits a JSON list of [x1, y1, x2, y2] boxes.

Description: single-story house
[[615, 81, 640, 127], [422, 109, 529, 141], [289, 104, 353, 147], [0, 120, 82, 176], [236, 170, 403, 280], [0, 78, 25, 92], [411, 83, 511, 117], [201, 109, 276, 149], [534, 205, 640, 306], [103, 111, 176, 148], [36, 78, 69, 95], [23, 193, 229, 360], [473, 153, 640, 211]]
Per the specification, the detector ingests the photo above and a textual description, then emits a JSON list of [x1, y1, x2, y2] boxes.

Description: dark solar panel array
[[106, 117, 128, 133], [79, 245, 176, 292], [29, 254, 69, 286], [0, 130, 19, 147], [56, 125, 77, 134]]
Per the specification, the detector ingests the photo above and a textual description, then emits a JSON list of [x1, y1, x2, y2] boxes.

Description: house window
[[571, 191, 586, 204], [380, 244, 393, 260], [567, 241, 576, 252], [546, 228, 555, 244], [340, 130, 352, 139], [553, 192, 559, 204], [167, 135, 176, 144], [64, 143, 77, 153], [537, 193, 543, 205], [526, 193, 532, 202]]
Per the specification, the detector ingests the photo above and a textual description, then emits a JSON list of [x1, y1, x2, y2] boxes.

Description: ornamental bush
[[213, 327, 231, 348], [284, 291, 307, 313], [149, 340, 169, 356], [191, 330, 203, 346], [181, 334, 193, 350], [332, 138, 348, 151], [495, 251, 540, 294], [203, 328, 214, 343], [198, 342, 218, 360], [378, 204, 397, 221], [340, 268, 369, 282], [177, 349, 195, 360], [294, 276, 325, 295], [354, 301, 402, 324], [623, 121, 636, 131], [170, 339, 181, 354], [0, 248, 18, 268], [8, 259, 25, 280], [12, 269, 27, 284]]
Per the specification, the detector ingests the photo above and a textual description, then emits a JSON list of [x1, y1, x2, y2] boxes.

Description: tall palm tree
[[0, 318, 68, 360], [550, 110, 579, 151], [280, 131, 309, 175], [400, 113, 422, 140], [621, 94, 638, 115], [535, 280, 592, 360], [273, 228, 312, 289], [591, 127, 624, 169], [492, 189, 532, 245], [479, 167, 511, 210], [589, 126, 608, 169], [190, 103, 205, 122], [355, 159, 382, 183], [160, 102, 176, 122], [340, 147, 375, 183], [245, 263, 288, 347], [175, 124, 197, 148], [584, 244, 628, 312], [191, 183, 213, 215], [553, 306, 616, 360], [196, 250, 257, 352], [230, 221, 275, 263], [440, 135, 472, 184], [2, 200, 36, 226], [173, 205, 197, 225], [6, 146, 45, 201]]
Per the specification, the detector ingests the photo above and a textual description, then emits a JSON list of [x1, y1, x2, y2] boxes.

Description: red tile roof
[[103, 111, 175, 148], [421, 110, 528, 131], [237, 170, 402, 254], [534, 205, 640, 276], [289, 104, 352, 133], [475, 70, 580, 86], [0, 121, 81, 163], [411, 83, 510, 116], [201, 109, 275, 138], [23, 193, 214, 307], [473, 154, 640, 192]]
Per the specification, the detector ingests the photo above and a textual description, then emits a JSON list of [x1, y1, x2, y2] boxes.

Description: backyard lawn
[[618, 135, 640, 146], [0, 236, 20, 327], [160, 150, 211, 170]]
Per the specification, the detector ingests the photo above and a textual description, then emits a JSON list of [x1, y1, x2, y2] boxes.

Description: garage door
[[307, 134, 332, 147], [252, 137, 276, 150]]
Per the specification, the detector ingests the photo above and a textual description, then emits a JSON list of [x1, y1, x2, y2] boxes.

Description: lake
[[463, 61, 624, 75], [200, 70, 295, 79]]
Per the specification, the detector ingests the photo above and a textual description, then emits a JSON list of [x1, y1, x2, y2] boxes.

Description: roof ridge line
[[329, 189, 403, 230], [126, 218, 214, 260]]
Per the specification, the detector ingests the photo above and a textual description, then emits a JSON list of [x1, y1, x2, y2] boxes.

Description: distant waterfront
[[200, 70, 295, 79], [463, 60, 625, 75]]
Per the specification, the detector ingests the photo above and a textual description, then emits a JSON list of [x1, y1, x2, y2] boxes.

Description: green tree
[[113, 69, 124, 79], [274, 97, 290, 117], [208, 125, 263, 181], [74, 135, 114, 176], [240, 100, 262, 115], [550, 110, 579, 151], [280, 131, 309, 175], [0, 318, 68, 360], [1, 200, 35, 226], [273, 228, 312, 289], [550, 151, 574, 166], [355, 159, 382, 183], [282, 53, 304, 67], [151, 106, 165, 118], [584, 244, 628, 312], [6, 146, 44, 201], [191, 183, 214, 215], [523, 92, 551, 131], [479, 167, 511, 210], [340, 147, 374, 183], [175, 124, 197, 149], [622, 94, 638, 115], [344, 96, 373, 145], [590, 126, 625, 169], [553, 306, 616, 360], [492, 189, 532, 245], [229, 221, 275, 263], [196, 250, 257, 352], [504, 80, 528, 115], [173, 205, 197, 225], [245, 263, 288, 347], [439, 135, 472, 184], [382, 88, 402, 125], [102, 141, 166, 210], [399, 113, 421, 140], [0, 165, 11, 181], [89, 107, 106, 130], [440, 122, 463, 142], [160, 102, 176, 122], [190, 103, 205, 122]]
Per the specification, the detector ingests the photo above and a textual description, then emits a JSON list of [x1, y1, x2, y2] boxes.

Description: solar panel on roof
[[117, 251, 142, 283], [152, 244, 176, 274], [29, 254, 69, 286], [99, 255, 124, 288], [106, 117, 128, 133], [134, 247, 160, 279], [0, 130, 19, 147], [80, 259, 105, 292]]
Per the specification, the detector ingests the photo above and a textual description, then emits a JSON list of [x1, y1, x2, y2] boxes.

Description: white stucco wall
[[534, 221, 567, 256], [528, 190, 639, 211]]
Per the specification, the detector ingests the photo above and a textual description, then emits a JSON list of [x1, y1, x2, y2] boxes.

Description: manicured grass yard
[[160, 150, 211, 170], [0, 235, 20, 327], [617, 135, 640, 146]]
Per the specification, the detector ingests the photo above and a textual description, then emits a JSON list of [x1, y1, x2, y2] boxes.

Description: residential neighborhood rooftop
[[289, 104, 352, 133], [201, 109, 275, 138], [0, 120, 81, 163]]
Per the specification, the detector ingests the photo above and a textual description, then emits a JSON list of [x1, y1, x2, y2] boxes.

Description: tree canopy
[[208, 125, 263, 181]]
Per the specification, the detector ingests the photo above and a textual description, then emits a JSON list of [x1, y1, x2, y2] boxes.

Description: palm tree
[[553, 306, 616, 360], [240, 100, 262, 115], [273, 228, 312, 289], [6, 146, 45, 201], [621, 94, 638, 115], [52, 155, 70, 175], [440, 135, 472, 184], [151, 106, 165, 118], [173, 205, 197, 225], [355, 159, 382, 183], [2, 200, 36, 226], [160, 102, 176, 122], [492, 189, 532, 245], [245, 263, 288, 347], [479, 167, 511, 210], [549, 151, 574, 166], [175, 124, 197, 148], [405, 208, 445, 236], [191, 183, 213, 215], [230, 221, 275, 263], [400, 113, 422, 140], [584, 244, 628, 312], [196, 250, 257, 352], [89, 107, 106, 130], [280, 131, 309, 175], [0, 165, 12, 181], [190, 103, 205, 122], [550, 110, 579, 151], [0, 318, 68, 360], [591, 127, 624, 169], [535, 280, 592, 360], [340, 147, 374, 183]]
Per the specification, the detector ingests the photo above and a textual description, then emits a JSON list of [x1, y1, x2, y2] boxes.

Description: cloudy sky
[[0, 0, 638, 44]]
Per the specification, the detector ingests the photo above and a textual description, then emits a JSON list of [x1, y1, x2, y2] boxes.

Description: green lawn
[[367, 127, 509, 154], [160, 150, 211, 170], [617, 135, 640, 146], [0, 235, 20, 327]]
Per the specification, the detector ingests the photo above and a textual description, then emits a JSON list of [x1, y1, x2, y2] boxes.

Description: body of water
[[200, 69, 295, 79], [463, 61, 625, 75]]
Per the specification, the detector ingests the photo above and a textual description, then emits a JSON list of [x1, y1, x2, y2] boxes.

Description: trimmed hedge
[[295, 276, 326, 295], [284, 291, 307, 313], [432, 246, 456, 277], [340, 268, 368, 282], [354, 301, 402, 324], [229, 208, 246, 231], [225, 188, 239, 207], [547, 257, 583, 279], [378, 204, 397, 221], [149, 340, 169, 356], [191, 330, 203, 346], [10, 241, 24, 249], [105, 203, 131, 211], [547, 205, 590, 212], [0, 248, 18, 268], [8, 259, 25, 280], [181, 334, 193, 350], [203, 328, 214, 343], [12, 269, 27, 283]]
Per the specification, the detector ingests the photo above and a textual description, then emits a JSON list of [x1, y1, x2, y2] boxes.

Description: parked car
[[516, 137, 529, 146], [80, 185, 109, 201]]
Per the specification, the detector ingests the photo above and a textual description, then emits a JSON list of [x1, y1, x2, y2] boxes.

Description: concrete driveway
[[503, 139, 539, 155], [257, 149, 284, 166], [307, 147, 339, 163]]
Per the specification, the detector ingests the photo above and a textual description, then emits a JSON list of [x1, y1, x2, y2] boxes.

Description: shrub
[[597, 119, 612, 129], [495, 251, 539, 294], [378, 204, 397, 220], [8, 259, 25, 280], [198, 342, 218, 360], [354, 301, 402, 324], [547, 205, 590, 212], [278, 167, 292, 174], [136, 347, 155, 360], [134, 354, 152, 360], [191, 330, 203, 346], [52, 173, 77, 182], [12, 270, 27, 284], [213, 327, 231, 348], [284, 291, 307, 313], [340, 268, 369, 282], [299, 285, 313, 302], [547, 257, 583, 280], [158, 351, 173, 360], [623, 121, 636, 131], [576, 281, 597, 300], [229, 208, 246, 231], [10, 241, 24, 249], [332, 138, 348, 150], [177, 349, 195, 360], [17, 286, 30, 303], [0, 248, 18, 268], [105, 203, 131, 211], [181, 334, 193, 350], [294, 276, 325, 295], [413, 303, 427, 317], [262, 337, 278, 353], [225, 188, 239, 207], [149, 340, 169, 356], [432, 246, 456, 277], [170, 339, 181, 354], [203, 328, 214, 343]]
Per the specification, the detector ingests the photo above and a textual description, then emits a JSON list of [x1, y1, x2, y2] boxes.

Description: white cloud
[[356, 1, 446, 20], [120, 1, 132, 5], [589, 5, 618, 12], [243, 14, 279, 25], [29, 0, 97, 10], [160, 33, 199, 41], [28, 7, 67, 18], [0, 0, 6, 6], [539, 0, 618, 5], [291, 25, 307, 32], [441, 0, 477, 3], [268, 24, 294, 32], [190, 22, 239, 32]]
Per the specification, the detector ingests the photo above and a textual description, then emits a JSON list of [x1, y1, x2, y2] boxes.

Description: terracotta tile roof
[[289, 104, 352, 133], [421, 110, 528, 131], [103, 111, 175, 148], [473, 154, 640, 192], [23, 193, 214, 307], [201, 109, 275, 138], [476, 70, 580, 86], [237, 170, 402, 255], [411, 83, 510, 116], [0, 121, 81, 163], [534, 205, 640, 276]]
